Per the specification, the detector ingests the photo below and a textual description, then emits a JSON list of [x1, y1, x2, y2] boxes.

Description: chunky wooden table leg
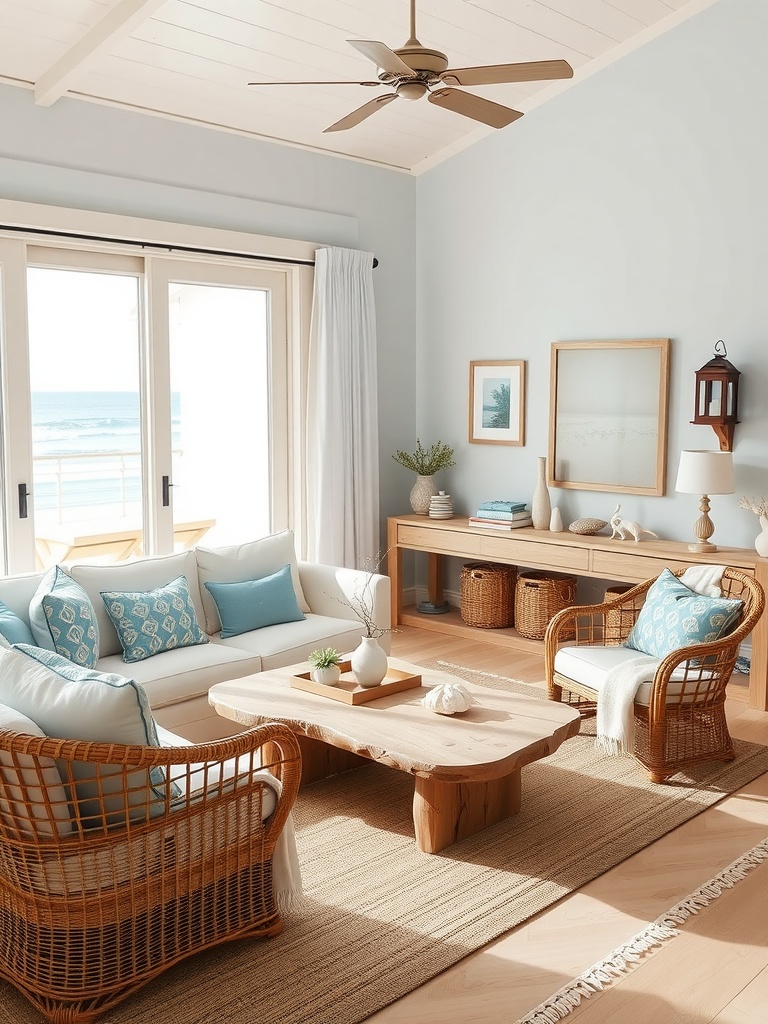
[[296, 735, 368, 786], [412, 772, 522, 854]]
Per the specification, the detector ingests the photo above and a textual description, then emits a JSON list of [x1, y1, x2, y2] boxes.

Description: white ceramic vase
[[311, 665, 341, 686], [531, 456, 551, 530], [350, 636, 388, 688], [410, 475, 438, 515], [755, 515, 768, 558], [549, 506, 564, 532]]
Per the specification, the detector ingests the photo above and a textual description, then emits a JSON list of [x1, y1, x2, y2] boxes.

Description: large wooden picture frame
[[468, 360, 526, 446], [548, 339, 670, 494]]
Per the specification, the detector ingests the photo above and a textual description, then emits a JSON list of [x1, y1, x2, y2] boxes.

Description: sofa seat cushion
[[196, 531, 310, 634], [218, 613, 365, 670], [0, 700, 71, 838], [69, 551, 206, 658], [96, 643, 263, 709], [554, 644, 716, 705], [29, 565, 100, 667]]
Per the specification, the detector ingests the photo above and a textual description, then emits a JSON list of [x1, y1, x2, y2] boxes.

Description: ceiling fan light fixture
[[396, 80, 428, 101]]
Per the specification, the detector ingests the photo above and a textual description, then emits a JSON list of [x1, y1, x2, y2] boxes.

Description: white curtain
[[306, 246, 380, 567]]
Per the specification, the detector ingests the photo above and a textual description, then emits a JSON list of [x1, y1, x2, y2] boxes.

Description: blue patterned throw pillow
[[29, 565, 100, 667], [625, 568, 743, 659], [100, 574, 208, 664]]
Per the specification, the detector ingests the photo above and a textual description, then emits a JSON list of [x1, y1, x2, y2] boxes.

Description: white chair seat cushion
[[554, 645, 716, 705]]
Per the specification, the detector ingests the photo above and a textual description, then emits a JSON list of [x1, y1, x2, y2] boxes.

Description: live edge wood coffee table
[[209, 659, 580, 854]]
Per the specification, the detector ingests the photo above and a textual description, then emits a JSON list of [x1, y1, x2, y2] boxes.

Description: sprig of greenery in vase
[[333, 551, 398, 640], [392, 439, 455, 476]]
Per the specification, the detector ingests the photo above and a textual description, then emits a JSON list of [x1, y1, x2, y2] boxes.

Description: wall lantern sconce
[[691, 340, 740, 452]]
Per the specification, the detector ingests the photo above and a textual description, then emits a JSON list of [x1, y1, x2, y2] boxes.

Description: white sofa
[[0, 532, 391, 742]]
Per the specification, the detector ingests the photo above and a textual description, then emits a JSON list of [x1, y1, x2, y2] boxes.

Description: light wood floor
[[368, 625, 768, 1024]]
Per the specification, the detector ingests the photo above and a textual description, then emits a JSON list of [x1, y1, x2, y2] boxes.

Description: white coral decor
[[421, 682, 476, 716]]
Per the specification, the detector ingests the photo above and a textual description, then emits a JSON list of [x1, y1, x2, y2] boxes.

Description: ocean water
[[32, 391, 180, 520]]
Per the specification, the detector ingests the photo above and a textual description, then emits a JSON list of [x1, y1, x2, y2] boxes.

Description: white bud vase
[[410, 474, 438, 515], [756, 515, 768, 558], [549, 506, 564, 532], [531, 456, 551, 530], [350, 636, 388, 688]]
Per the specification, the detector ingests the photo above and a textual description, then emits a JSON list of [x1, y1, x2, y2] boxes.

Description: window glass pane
[[27, 267, 143, 566], [168, 282, 270, 546]]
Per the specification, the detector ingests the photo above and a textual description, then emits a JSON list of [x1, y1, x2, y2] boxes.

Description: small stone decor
[[568, 518, 608, 535], [429, 491, 454, 519]]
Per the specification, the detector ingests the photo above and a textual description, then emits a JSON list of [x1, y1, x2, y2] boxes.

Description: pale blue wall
[[416, 0, 768, 552], [0, 84, 418, 527]]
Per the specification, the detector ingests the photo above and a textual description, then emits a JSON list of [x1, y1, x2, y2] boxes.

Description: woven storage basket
[[460, 562, 516, 628], [604, 584, 635, 643], [515, 570, 577, 639]]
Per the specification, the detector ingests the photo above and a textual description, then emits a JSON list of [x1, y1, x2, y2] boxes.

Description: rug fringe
[[515, 836, 768, 1024]]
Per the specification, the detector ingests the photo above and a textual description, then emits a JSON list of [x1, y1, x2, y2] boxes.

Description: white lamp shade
[[675, 450, 735, 495]]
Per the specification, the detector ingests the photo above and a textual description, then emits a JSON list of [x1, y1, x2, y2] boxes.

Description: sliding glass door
[[0, 242, 293, 573], [27, 262, 144, 567]]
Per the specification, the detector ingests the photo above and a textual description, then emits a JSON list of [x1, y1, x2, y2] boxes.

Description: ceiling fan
[[248, 0, 573, 133]]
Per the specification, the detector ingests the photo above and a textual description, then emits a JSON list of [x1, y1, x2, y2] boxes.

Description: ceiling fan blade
[[324, 93, 398, 133], [248, 80, 381, 87], [442, 59, 573, 87], [428, 88, 523, 129], [348, 40, 414, 77]]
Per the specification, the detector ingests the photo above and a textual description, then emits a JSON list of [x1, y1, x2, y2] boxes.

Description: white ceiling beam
[[34, 0, 170, 107]]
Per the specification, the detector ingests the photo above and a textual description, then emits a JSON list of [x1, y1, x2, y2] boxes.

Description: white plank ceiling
[[0, 0, 717, 173]]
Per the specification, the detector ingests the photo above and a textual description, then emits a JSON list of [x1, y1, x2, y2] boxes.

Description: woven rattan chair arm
[[0, 721, 299, 768]]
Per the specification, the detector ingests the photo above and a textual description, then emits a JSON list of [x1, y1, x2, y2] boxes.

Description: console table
[[387, 515, 768, 711]]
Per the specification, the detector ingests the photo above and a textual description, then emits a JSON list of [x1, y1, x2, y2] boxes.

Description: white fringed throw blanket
[[595, 564, 726, 756]]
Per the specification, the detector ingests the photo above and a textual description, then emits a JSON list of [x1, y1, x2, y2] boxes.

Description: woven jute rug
[[4, 662, 768, 1024]]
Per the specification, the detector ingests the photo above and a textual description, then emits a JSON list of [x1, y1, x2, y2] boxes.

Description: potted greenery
[[392, 439, 455, 514], [308, 647, 343, 686]]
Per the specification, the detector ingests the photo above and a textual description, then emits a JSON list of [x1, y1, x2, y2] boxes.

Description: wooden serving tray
[[290, 660, 422, 705]]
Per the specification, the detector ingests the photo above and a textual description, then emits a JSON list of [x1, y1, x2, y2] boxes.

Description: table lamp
[[675, 449, 735, 552]]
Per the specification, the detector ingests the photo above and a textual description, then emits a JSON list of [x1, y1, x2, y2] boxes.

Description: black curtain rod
[[0, 224, 378, 268]]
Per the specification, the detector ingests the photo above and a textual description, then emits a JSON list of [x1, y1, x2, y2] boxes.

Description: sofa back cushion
[[0, 644, 167, 826], [0, 572, 45, 626], [196, 531, 309, 635], [0, 700, 72, 838], [69, 550, 205, 658]]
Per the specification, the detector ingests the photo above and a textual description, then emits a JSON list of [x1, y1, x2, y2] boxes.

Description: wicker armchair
[[0, 723, 301, 1024], [545, 567, 765, 783]]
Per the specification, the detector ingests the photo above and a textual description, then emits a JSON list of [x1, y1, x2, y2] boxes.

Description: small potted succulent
[[308, 647, 343, 686]]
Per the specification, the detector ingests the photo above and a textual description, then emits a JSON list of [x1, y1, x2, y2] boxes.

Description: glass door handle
[[162, 475, 175, 507], [18, 483, 30, 519]]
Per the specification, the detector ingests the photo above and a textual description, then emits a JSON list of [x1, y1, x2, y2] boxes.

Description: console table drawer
[[479, 536, 591, 573], [591, 550, 693, 582], [396, 524, 470, 555]]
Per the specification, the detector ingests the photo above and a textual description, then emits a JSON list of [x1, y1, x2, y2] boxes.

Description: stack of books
[[469, 500, 532, 530]]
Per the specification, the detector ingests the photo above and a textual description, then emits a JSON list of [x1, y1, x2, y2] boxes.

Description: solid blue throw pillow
[[204, 564, 306, 638], [0, 598, 35, 647]]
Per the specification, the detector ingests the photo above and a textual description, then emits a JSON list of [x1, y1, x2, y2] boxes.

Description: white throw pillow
[[196, 531, 310, 634], [0, 700, 71, 838], [0, 645, 167, 827]]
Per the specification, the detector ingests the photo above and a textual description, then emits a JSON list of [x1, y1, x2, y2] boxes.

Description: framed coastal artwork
[[548, 338, 670, 495], [468, 360, 526, 446]]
